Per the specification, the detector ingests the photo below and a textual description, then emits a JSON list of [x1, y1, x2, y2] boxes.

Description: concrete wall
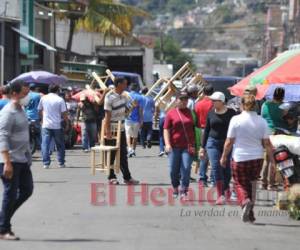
[[0, 0, 21, 20], [56, 20, 110, 56]]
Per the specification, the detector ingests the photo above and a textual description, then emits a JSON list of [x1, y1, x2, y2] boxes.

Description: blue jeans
[[0, 163, 33, 233], [41, 128, 65, 166], [206, 137, 231, 192], [168, 148, 193, 191], [199, 157, 209, 181], [140, 122, 153, 147], [159, 117, 165, 153], [82, 121, 97, 150]]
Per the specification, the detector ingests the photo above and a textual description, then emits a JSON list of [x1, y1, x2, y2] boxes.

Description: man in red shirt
[[194, 84, 214, 186]]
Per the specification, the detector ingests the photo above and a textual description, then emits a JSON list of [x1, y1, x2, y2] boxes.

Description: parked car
[[106, 71, 146, 91]]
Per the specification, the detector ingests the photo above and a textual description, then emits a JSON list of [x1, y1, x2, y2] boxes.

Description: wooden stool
[[91, 120, 121, 175]]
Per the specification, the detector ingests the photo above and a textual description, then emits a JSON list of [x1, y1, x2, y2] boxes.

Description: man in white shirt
[[38, 84, 68, 169]]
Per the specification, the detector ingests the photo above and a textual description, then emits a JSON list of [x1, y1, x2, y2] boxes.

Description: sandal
[[108, 179, 119, 185]]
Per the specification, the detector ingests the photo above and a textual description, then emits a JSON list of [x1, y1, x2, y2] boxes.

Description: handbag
[[176, 109, 196, 156]]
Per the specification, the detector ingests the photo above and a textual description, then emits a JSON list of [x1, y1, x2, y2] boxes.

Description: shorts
[[125, 122, 140, 138]]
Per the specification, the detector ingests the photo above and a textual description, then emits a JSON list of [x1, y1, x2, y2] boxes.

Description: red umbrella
[[229, 49, 300, 99], [72, 88, 102, 103]]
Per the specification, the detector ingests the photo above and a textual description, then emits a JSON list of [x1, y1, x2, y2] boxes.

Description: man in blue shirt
[[125, 83, 144, 157], [140, 87, 155, 148], [25, 84, 42, 148], [25, 84, 41, 121]]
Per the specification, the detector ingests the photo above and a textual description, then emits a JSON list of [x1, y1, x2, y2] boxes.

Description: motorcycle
[[271, 102, 300, 188], [273, 145, 300, 186]]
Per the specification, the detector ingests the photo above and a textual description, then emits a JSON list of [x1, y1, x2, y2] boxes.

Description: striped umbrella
[[229, 49, 300, 99]]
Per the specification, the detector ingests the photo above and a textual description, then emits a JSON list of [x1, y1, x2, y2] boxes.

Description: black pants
[[106, 131, 132, 181], [140, 122, 153, 147], [0, 162, 33, 233]]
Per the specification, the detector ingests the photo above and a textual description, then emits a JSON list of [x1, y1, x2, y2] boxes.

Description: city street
[[0, 145, 299, 250]]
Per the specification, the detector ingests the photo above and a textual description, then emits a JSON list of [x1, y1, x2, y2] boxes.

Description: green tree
[[55, 0, 149, 60], [154, 35, 194, 72]]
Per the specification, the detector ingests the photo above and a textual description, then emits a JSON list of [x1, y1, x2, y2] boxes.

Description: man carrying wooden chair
[[104, 77, 140, 185]]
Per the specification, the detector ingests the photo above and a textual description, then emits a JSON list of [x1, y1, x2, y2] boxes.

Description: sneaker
[[108, 178, 119, 185], [198, 180, 208, 187], [215, 195, 226, 205], [190, 177, 196, 182], [59, 164, 66, 168], [147, 141, 152, 148], [127, 149, 134, 158], [230, 191, 238, 201], [124, 178, 139, 185], [0, 231, 20, 241], [84, 149, 90, 153], [132, 151, 136, 157], [180, 191, 189, 201], [208, 182, 216, 188], [173, 188, 179, 198], [158, 152, 164, 157], [241, 199, 253, 222], [43, 165, 50, 169]]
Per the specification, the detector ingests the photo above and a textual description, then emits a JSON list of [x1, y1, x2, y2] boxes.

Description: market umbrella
[[72, 88, 103, 103], [11, 71, 67, 85], [229, 49, 300, 99]]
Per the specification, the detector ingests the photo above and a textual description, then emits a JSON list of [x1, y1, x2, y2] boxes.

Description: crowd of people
[[0, 76, 297, 239], [163, 84, 295, 224]]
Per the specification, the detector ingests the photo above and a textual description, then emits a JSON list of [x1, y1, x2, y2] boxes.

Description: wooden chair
[[90, 120, 121, 176], [90, 69, 115, 90]]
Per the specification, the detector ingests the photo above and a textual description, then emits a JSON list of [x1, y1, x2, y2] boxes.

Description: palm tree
[[54, 0, 149, 60]]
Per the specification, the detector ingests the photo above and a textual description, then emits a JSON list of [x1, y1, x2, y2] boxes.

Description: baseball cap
[[209, 92, 225, 102], [176, 90, 189, 99], [244, 85, 257, 95]]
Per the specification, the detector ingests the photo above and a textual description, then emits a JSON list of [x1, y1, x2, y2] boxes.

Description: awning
[[11, 27, 56, 52]]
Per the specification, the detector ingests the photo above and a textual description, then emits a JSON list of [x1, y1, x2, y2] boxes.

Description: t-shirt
[[261, 101, 287, 131], [195, 97, 213, 128], [202, 108, 236, 148], [227, 111, 270, 162], [142, 96, 155, 123], [0, 102, 31, 164], [164, 108, 195, 148], [126, 91, 144, 123], [25, 91, 41, 121], [38, 93, 67, 129], [81, 101, 98, 122], [0, 99, 9, 111], [187, 98, 197, 111], [104, 91, 128, 122]]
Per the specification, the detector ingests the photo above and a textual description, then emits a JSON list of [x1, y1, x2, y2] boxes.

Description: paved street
[[0, 145, 299, 250]]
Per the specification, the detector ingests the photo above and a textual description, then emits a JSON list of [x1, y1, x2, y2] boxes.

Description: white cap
[[209, 91, 225, 102]]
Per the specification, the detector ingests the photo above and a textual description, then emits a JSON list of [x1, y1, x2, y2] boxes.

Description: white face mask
[[19, 94, 31, 106]]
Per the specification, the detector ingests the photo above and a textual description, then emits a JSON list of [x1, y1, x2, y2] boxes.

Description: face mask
[[19, 94, 31, 106]]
